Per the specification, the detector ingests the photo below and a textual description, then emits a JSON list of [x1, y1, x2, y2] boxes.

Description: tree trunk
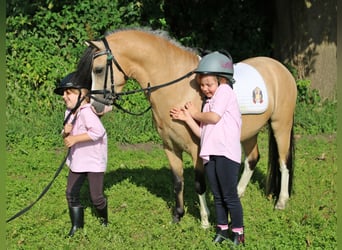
[[273, 0, 337, 100]]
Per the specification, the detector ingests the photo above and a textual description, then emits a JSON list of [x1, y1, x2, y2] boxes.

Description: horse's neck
[[133, 52, 198, 89], [112, 31, 201, 116], [115, 34, 198, 89]]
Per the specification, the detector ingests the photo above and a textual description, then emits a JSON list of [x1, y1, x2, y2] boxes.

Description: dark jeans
[[66, 170, 106, 210], [205, 155, 243, 229]]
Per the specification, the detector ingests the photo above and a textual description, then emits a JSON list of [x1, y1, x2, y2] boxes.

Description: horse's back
[[242, 56, 294, 82], [242, 56, 297, 106], [239, 57, 297, 141]]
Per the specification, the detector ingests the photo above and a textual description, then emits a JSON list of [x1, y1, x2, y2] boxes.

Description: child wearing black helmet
[[54, 72, 108, 237]]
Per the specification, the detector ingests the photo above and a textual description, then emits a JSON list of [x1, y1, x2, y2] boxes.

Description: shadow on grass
[[80, 161, 269, 223], [103, 166, 201, 220]]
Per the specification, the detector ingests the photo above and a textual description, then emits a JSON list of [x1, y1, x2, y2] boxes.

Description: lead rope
[[6, 96, 85, 223]]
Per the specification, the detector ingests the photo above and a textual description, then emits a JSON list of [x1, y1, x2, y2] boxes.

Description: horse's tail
[[266, 121, 295, 197]]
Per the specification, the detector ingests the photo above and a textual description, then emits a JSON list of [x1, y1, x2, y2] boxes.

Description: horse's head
[[78, 38, 129, 110]]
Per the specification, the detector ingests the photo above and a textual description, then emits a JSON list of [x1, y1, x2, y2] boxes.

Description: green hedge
[[6, 1, 149, 147], [6, 1, 336, 148]]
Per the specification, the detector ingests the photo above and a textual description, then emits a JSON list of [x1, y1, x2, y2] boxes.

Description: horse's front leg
[[193, 158, 210, 228], [164, 148, 185, 223], [238, 137, 260, 197]]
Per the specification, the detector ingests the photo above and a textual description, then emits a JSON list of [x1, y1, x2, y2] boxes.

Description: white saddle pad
[[233, 62, 268, 114]]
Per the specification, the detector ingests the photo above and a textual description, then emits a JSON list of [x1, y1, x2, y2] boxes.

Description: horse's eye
[[94, 67, 103, 75]]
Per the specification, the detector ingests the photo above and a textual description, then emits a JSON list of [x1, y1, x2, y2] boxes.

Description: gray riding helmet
[[195, 51, 235, 82]]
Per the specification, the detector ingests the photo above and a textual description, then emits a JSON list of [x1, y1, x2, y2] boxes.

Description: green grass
[[6, 97, 337, 249], [6, 131, 336, 249]]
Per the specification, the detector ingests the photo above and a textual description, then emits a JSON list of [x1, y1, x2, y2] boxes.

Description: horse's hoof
[[237, 187, 245, 198], [172, 208, 184, 223], [200, 212, 210, 229], [275, 201, 286, 210], [201, 221, 210, 229], [172, 214, 181, 223], [172, 217, 180, 223]]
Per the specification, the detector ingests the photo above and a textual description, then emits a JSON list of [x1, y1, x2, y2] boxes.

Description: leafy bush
[[6, 0, 144, 147], [293, 75, 336, 135], [296, 79, 321, 104], [6, 1, 336, 148], [6, 0, 142, 116], [283, 63, 336, 136], [295, 99, 336, 135]]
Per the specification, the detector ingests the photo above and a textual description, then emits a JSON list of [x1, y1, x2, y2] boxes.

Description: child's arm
[[183, 114, 201, 138], [185, 102, 221, 124], [64, 133, 92, 148], [170, 107, 200, 137]]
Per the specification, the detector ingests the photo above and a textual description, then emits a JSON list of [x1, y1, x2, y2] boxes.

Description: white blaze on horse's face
[[91, 54, 107, 91]]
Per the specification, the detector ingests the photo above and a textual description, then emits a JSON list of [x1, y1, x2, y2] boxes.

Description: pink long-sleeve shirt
[[199, 84, 242, 164], [65, 104, 107, 173]]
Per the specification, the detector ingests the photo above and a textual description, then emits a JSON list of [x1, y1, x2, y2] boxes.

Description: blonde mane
[[105, 27, 198, 54]]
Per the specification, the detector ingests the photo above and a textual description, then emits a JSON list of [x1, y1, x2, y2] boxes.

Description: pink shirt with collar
[[65, 103, 107, 173], [199, 84, 242, 164]]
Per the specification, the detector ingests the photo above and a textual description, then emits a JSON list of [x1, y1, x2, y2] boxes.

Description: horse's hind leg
[[269, 120, 294, 210], [238, 135, 260, 197]]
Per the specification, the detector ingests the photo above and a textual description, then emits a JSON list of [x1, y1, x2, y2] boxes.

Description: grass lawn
[[6, 130, 336, 249]]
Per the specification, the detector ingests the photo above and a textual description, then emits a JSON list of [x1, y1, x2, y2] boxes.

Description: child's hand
[[184, 101, 196, 116], [170, 107, 190, 121], [64, 136, 76, 148], [170, 107, 181, 120], [64, 123, 73, 135]]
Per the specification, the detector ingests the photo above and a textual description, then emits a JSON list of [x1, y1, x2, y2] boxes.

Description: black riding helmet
[[54, 71, 93, 116], [54, 71, 91, 95]]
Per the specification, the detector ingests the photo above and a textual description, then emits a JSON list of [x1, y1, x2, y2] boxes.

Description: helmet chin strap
[[63, 91, 87, 126], [72, 91, 83, 113]]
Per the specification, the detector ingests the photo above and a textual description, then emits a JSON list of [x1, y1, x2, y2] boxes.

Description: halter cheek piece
[[92, 37, 129, 104]]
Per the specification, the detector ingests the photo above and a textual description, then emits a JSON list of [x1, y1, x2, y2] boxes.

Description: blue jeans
[[205, 155, 243, 229]]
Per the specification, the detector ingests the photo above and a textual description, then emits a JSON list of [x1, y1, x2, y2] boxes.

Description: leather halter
[[90, 36, 195, 115], [91, 37, 129, 103]]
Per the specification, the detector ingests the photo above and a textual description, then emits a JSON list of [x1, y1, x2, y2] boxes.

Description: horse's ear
[[85, 40, 102, 50], [198, 48, 212, 57]]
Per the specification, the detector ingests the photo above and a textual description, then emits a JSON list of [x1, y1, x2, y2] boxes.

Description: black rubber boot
[[213, 227, 229, 243], [96, 204, 108, 226], [232, 231, 245, 246], [68, 206, 84, 237]]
